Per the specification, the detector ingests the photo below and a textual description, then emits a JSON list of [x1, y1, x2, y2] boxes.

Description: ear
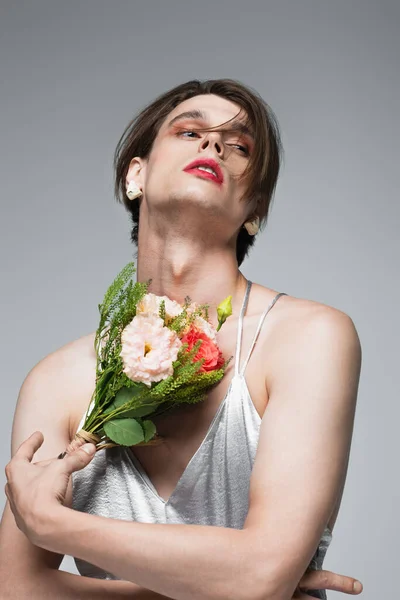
[[126, 156, 146, 194], [244, 211, 258, 224]]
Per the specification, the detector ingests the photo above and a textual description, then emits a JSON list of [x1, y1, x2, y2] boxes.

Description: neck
[[135, 216, 248, 330]]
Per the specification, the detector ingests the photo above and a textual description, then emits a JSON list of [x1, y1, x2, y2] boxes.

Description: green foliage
[[81, 260, 233, 448], [142, 420, 157, 442], [158, 299, 166, 324], [104, 386, 160, 418], [94, 262, 151, 377], [103, 418, 145, 446]]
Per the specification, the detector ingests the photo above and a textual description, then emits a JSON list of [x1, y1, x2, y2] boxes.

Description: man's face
[[128, 94, 256, 235]]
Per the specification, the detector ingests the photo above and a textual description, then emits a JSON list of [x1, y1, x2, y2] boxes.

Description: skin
[[2, 94, 363, 598]]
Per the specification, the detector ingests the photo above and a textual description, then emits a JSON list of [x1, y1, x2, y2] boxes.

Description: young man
[[1, 79, 363, 599]]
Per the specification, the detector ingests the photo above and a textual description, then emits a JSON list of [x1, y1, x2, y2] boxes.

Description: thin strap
[[234, 280, 253, 376], [239, 291, 288, 377]]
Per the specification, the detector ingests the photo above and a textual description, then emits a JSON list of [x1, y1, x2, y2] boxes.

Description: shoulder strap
[[234, 280, 253, 376], [237, 291, 288, 377]]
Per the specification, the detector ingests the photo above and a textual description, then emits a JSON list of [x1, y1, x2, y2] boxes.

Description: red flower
[[180, 326, 224, 373]]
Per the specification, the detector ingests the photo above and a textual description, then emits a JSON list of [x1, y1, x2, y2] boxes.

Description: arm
[[4, 309, 363, 600], [242, 308, 362, 599], [5, 338, 276, 600], [38, 509, 258, 600], [0, 337, 173, 599], [16, 308, 362, 600]]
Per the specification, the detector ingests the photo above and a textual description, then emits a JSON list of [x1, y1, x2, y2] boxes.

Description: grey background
[[0, 1, 398, 597]]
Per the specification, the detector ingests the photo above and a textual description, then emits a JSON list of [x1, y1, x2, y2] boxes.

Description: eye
[[176, 129, 250, 155], [177, 129, 200, 138], [231, 143, 249, 155]]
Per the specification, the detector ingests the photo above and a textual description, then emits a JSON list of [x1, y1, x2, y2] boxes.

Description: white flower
[[120, 313, 182, 387], [190, 315, 217, 342], [136, 293, 183, 325]]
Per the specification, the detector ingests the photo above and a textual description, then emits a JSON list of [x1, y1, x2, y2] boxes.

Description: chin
[[172, 182, 221, 205]]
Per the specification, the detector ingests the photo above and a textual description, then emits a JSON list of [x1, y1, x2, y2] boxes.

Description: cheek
[[144, 161, 173, 195], [145, 147, 187, 188]]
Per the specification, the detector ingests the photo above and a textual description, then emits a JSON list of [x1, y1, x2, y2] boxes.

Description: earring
[[126, 181, 143, 201], [243, 215, 260, 236]]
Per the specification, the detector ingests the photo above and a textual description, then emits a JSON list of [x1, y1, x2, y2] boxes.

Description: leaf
[[103, 418, 145, 446], [142, 420, 157, 442], [103, 385, 145, 415], [122, 401, 160, 418]]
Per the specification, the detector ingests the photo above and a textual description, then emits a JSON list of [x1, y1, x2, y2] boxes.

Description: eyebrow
[[167, 109, 255, 141]]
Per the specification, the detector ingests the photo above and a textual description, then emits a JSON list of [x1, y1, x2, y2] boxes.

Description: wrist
[[32, 504, 69, 552]]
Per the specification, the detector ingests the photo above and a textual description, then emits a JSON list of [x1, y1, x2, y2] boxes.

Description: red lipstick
[[183, 158, 224, 185]]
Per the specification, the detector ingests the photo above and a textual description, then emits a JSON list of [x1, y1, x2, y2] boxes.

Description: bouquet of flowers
[[59, 261, 233, 457]]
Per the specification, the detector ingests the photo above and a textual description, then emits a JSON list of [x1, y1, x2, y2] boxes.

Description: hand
[[4, 431, 96, 546], [292, 568, 363, 598]]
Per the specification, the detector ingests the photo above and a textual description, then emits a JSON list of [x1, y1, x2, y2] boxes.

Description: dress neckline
[[126, 373, 249, 505], [126, 279, 254, 505]]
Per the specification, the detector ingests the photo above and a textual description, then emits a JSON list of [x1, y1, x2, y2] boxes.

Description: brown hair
[[114, 78, 284, 266]]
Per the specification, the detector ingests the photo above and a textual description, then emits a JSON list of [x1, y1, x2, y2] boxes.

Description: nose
[[199, 131, 225, 158]]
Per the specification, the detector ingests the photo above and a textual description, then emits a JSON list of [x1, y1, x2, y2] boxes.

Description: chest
[[129, 341, 269, 503], [72, 310, 274, 504]]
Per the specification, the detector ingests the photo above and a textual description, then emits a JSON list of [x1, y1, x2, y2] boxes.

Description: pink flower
[[189, 315, 217, 343], [185, 303, 218, 342], [120, 314, 182, 387], [136, 293, 183, 325]]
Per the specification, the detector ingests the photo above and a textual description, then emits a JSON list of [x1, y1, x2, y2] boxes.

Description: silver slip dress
[[72, 280, 332, 598]]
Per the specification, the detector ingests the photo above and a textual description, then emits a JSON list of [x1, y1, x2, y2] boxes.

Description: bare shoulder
[[253, 281, 357, 323], [12, 331, 98, 454], [273, 291, 361, 346], [251, 283, 361, 389]]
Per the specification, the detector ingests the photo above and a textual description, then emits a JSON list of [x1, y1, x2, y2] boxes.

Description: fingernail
[[81, 444, 96, 455], [353, 581, 362, 593]]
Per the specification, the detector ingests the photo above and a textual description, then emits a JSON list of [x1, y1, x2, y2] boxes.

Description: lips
[[183, 158, 224, 185]]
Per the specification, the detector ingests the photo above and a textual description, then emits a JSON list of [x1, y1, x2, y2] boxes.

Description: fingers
[[299, 569, 363, 595], [64, 436, 87, 456], [13, 431, 44, 463], [34, 438, 90, 466], [60, 443, 96, 475]]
